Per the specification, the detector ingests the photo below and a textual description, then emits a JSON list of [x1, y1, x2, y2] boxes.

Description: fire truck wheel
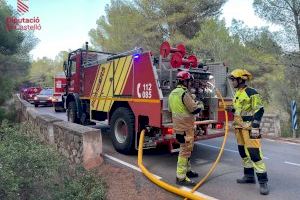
[[67, 101, 80, 124], [110, 107, 135, 154]]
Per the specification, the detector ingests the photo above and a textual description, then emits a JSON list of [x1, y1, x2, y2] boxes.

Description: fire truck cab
[[63, 42, 233, 154]]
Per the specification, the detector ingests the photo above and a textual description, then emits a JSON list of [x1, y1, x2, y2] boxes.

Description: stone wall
[[53, 121, 102, 169], [14, 95, 103, 169], [261, 114, 281, 137]]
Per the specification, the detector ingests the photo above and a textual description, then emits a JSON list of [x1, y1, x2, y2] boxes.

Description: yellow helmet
[[229, 69, 253, 80]]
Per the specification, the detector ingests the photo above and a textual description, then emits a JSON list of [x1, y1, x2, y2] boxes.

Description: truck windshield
[[70, 60, 76, 73], [40, 89, 53, 95]]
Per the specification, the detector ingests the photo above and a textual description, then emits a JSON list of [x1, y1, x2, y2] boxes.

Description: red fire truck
[[22, 86, 42, 103], [63, 42, 233, 154], [52, 72, 67, 112]]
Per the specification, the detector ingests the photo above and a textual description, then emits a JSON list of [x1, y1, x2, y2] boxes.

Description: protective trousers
[[176, 129, 194, 179], [235, 128, 268, 183]]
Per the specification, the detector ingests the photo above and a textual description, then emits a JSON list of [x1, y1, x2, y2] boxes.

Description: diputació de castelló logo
[[6, 0, 42, 31]]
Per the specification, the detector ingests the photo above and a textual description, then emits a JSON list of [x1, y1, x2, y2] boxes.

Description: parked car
[[34, 88, 54, 107], [23, 87, 42, 103], [19, 88, 27, 99]]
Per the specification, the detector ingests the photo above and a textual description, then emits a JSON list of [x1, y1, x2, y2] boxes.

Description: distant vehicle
[[20, 88, 27, 99], [22, 87, 42, 103], [52, 72, 67, 112], [34, 88, 54, 107]]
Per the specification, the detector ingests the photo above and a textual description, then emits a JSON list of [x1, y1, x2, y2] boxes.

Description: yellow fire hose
[[138, 131, 206, 200], [137, 89, 229, 200]]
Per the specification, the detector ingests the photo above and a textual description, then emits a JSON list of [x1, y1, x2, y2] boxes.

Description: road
[[37, 106, 300, 200]]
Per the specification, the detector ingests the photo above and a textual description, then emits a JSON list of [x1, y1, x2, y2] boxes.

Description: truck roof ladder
[[82, 47, 144, 68]]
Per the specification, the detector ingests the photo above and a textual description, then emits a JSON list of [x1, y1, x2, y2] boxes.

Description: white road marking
[[265, 138, 300, 146], [104, 154, 218, 199], [197, 143, 238, 153], [284, 161, 300, 167], [104, 154, 162, 179], [197, 143, 270, 160], [181, 186, 219, 200], [194, 158, 210, 165]]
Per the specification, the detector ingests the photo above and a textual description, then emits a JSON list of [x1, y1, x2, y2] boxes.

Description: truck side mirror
[[63, 61, 67, 72]]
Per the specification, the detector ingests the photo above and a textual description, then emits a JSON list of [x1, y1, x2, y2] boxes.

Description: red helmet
[[176, 71, 193, 81]]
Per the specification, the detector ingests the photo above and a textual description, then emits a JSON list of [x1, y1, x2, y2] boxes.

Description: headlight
[[34, 96, 38, 100], [51, 97, 58, 102]]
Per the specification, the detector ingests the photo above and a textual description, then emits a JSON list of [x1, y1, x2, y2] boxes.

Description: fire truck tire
[[110, 107, 135, 154], [67, 101, 80, 124]]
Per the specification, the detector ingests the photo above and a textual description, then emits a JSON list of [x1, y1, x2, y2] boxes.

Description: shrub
[[0, 121, 106, 200], [0, 96, 17, 123]]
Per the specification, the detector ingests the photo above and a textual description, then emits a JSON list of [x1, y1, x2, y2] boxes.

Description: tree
[[253, 0, 300, 50], [29, 57, 56, 87], [135, 0, 226, 40], [229, 20, 284, 102], [0, 0, 24, 55], [53, 50, 69, 73], [0, 1, 38, 111], [253, 0, 300, 136], [89, 0, 151, 52], [89, 0, 227, 53], [190, 19, 245, 66], [28, 51, 69, 87]]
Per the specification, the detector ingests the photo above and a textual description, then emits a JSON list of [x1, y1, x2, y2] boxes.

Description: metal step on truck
[[63, 42, 233, 154]]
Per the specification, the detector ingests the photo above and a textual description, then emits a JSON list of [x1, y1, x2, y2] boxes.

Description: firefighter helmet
[[229, 69, 253, 81], [176, 71, 193, 81]]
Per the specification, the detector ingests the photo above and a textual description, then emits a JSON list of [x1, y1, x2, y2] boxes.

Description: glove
[[197, 101, 204, 110], [233, 115, 243, 127], [176, 133, 186, 143], [249, 128, 261, 139], [251, 120, 260, 128], [191, 94, 196, 100]]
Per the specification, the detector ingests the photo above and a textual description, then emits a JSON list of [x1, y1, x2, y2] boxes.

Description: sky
[[5, 0, 279, 60]]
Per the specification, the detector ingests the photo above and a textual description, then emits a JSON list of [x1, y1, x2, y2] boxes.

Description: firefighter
[[168, 70, 203, 186], [228, 69, 269, 195]]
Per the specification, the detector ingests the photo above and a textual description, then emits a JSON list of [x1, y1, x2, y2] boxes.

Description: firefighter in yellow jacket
[[169, 70, 203, 186], [228, 69, 269, 195]]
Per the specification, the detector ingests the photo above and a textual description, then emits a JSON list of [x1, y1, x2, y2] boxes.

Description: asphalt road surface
[[37, 106, 300, 200]]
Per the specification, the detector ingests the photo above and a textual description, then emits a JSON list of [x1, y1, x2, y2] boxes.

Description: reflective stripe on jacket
[[233, 86, 264, 128], [169, 85, 200, 132]]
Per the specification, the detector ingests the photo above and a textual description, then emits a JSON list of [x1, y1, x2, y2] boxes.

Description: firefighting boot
[[257, 172, 269, 195], [176, 177, 196, 187], [186, 158, 198, 178], [186, 170, 199, 178], [236, 168, 256, 184]]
